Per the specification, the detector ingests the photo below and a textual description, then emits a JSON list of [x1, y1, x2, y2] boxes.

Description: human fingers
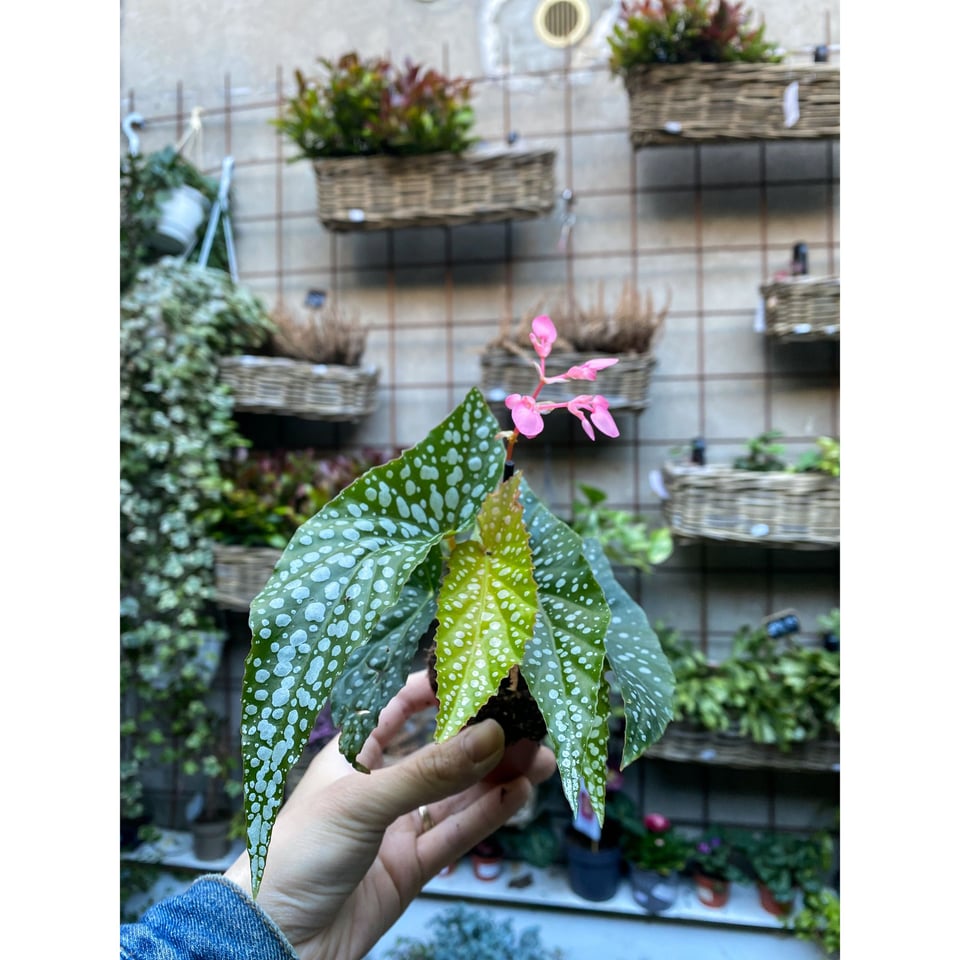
[[414, 776, 534, 877], [486, 738, 556, 785], [328, 719, 505, 834], [354, 670, 437, 771]]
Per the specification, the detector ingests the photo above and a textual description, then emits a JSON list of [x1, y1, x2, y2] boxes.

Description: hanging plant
[[120, 259, 274, 832]]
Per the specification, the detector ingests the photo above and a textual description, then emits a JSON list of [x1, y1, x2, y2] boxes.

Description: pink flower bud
[[561, 357, 619, 382], [529, 315, 557, 359], [644, 812, 671, 833]]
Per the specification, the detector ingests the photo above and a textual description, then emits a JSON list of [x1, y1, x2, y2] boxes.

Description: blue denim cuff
[[120, 874, 298, 960]]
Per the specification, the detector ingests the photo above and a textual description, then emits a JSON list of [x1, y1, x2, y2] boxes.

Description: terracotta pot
[[471, 839, 504, 881], [757, 882, 795, 916], [693, 871, 731, 908]]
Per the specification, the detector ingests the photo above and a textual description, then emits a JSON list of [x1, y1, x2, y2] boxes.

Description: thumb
[[338, 719, 506, 830]]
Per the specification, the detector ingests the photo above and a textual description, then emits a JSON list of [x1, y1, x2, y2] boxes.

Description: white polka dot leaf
[[517, 479, 613, 822], [580, 537, 675, 767], [240, 387, 504, 896], [434, 473, 539, 742]]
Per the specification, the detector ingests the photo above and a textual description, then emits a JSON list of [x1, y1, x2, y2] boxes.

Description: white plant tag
[[649, 469, 670, 500], [663, 120, 683, 134], [347, 208, 366, 222], [755, 295, 767, 332], [783, 81, 800, 127]]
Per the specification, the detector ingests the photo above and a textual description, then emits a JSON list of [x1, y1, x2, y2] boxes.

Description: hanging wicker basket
[[213, 544, 283, 611], [660, 461, 839, 549], [219, 355, 379, 421], [760, 276, 840, 340], [624, 62, 840, 147], [644, 723, 839, 773], [311, 146, 557, 231], [480, 349, 656, 412]]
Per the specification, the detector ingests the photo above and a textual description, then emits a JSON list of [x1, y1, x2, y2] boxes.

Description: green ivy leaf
[[517, 479, 611, 823], [581, 538, 675, 767], [240, 387, 503, 896], [434, 474, 539, 742], [330, 547, 442, 771]]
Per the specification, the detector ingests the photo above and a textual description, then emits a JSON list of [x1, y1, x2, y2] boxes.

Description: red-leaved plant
[[239, 315, 675, 895]]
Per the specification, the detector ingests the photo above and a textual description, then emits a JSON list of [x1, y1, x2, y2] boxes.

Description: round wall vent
[[534, 0, 591, 49]]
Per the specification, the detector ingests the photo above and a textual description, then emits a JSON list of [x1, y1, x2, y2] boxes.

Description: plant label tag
[[347, 208, 366, 222], [755, 296, 766, 332], [648, 469, 669, 500], [763, 609, 801, 639], [662, 120, 682, 134], [783, 81, 800, 128]]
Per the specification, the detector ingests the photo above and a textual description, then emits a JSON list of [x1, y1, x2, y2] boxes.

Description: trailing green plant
[[740, 830, 834, 909], [384, 903, 565, 960], [120, 146, 228, 291], [273, 51, 476, 161], [210, 448, 393, 548], [238, 314, 675, 897], [793, 436, 840, 477], [657, 621, 840, 749], [733, 429, 788, 471], [120, 259, 273, 837], [793, 887, 840, 958], [608, 0, 783, 74], [570, 483, 673, 573]]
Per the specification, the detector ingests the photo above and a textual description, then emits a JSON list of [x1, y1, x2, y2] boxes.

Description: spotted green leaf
[[517, 479, 611, 823], [330, 547, 442, 771], [581, 538, 675, 767], [434, 474, 538, 741], [240, 388, 503, 896]]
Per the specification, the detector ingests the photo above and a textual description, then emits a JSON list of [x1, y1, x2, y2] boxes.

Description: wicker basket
[[660, 462, 839, 549], [311, 146, 557, 231], [624, 62, 840, 147], [213, 544, 283, 611], [481, 349, 656, 412], [644, 723, 839, 773], [760, 276, 840, 340], [219, 356, 379, 421]]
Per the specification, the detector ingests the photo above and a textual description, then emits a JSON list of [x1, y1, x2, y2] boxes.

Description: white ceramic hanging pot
[[151, 184, 209, 254]]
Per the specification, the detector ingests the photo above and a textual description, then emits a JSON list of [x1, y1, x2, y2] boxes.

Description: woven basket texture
[[760, 276, 839, 340], [213, 544, 282, 611], [625, 63, 840, 146], [661, 462, 839, 548], [311, 147, 556, 231], [644, 723, 839, 773], [481, 349, 656, 412], [219, 355, 379, 421]]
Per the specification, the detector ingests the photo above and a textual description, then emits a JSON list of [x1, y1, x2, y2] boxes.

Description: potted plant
[[570, 483, 673, 573], [659, 430, 840, 548], [741, 830, 834, 917], [689, 827, 746, 908], [607, 0, 839, 147], [273, 51, 556, 231], [218, 300, 381, 422], [189, 724, 244, 862], [618, 806, 691, 913], [564, 793, 625, 903], [481, 282, 669, 414], [236, 312, 676, 898], [470, 836, 505, 881], [792, 888, 840, 958], [209, 446, 393, 610]]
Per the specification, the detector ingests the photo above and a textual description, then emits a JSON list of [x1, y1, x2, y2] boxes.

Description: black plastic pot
[[565, 832, 622, 901]]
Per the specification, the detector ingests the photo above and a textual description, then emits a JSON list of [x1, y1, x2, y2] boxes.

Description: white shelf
[[423, 858, 789, 930], [122, 828, 244, 874]]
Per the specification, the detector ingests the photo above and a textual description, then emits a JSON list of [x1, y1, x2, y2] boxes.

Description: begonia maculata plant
[[240, 314, 675, 895]]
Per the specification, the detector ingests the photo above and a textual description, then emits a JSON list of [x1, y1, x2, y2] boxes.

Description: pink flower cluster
[[504, 315, 620, 442]]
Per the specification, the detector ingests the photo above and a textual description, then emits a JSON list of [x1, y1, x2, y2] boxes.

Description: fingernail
[[461, 719, 505, 764]]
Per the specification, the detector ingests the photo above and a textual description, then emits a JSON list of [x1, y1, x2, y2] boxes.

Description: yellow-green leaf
[[434, 474, 538, 741]]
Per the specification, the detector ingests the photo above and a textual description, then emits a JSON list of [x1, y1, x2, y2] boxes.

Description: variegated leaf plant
[[239, 316, 675, 896]]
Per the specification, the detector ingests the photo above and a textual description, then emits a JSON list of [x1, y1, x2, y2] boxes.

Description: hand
[[224, 670, 557, 960]]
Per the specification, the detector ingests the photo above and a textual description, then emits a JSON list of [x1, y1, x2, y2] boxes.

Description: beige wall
[[122, 0, 840, 832]]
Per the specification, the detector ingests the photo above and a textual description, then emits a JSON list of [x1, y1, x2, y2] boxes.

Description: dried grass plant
[[488, 282, 670, 357], [269, 301, 368, 366]]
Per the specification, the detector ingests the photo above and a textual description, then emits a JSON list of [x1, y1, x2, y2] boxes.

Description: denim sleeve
[[120, 874, 298, 960]]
